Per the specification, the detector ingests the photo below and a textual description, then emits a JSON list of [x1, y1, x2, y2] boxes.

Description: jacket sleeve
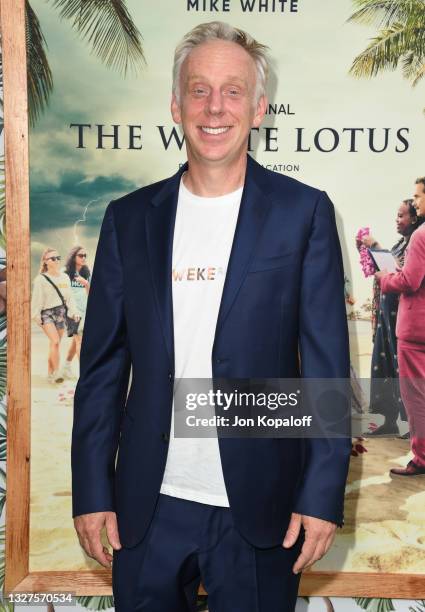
[[293, 191, 351, 527], [71, 201, 131, 517], [381, 230, 425, 295]]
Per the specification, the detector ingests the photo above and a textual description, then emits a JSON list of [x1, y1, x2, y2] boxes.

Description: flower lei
[[356, 227, 375, 277]]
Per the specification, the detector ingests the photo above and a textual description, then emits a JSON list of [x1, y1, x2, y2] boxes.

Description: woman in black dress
[[359, 199, 423, 436]]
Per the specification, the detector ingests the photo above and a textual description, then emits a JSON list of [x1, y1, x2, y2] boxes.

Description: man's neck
[[183, 154, 247, 197]]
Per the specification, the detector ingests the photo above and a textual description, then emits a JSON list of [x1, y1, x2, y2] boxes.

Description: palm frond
[[401, 49, 425, 82], [0, 411, 6, 463], [412, 60, 425, 84], [76, 595, 114, 610], [349, 21, 418, 77], [0, 525, 6, 592], [0, 156, 4, 245], [48, 0, 145, 75], [354, 597, 395, 612], [25, 0, 54, 127], [0, 598, 14, 611], [0, 335, 6, 407], [0, 48, 3, 121], [0, 487, 5, 518], [348, 0, 425, 28]]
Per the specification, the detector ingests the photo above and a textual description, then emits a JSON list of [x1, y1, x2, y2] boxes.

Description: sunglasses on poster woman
[[75, 252, 89, 285]]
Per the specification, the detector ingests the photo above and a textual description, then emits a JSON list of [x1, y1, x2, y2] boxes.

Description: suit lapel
[[213, 156, 274, 344], [145, 165, 187, 371]]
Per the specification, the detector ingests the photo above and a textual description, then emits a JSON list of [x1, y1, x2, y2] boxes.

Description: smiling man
[[72, 21, 351, 612]]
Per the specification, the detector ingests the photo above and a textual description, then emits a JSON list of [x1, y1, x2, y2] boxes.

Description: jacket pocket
[[248, 251, 298, 274]]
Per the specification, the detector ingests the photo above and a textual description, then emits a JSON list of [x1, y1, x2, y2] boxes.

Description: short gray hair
[[172, 21, 269, 104]]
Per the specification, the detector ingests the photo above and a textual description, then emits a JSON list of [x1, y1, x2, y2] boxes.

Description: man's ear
[[171, 93, 182, 124], [252, 95, 268, 128]]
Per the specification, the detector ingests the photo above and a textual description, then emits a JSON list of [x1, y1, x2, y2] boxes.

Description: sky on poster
[[29, 0, 424, 307]]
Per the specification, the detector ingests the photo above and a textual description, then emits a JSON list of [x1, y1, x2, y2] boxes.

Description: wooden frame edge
[[1, 0, 425, 600], [1, 0, 31, 595], [3, 570, 425, 598]]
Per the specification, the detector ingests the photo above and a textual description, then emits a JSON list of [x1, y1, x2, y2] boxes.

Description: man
[[72, 21, 351, 612]]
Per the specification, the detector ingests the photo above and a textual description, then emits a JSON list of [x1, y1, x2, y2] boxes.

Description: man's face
[[413, 181, 425, 217], [171, 39, 267, 167]]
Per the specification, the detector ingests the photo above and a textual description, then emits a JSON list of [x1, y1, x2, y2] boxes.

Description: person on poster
[[31, 248, 81, 384], [71, 21, 351, 611], [376, 177, 425, 476], [358, 199, 423, 437], [62, 245, 91, 378]]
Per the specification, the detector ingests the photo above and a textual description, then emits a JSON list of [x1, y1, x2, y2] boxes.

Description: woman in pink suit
[[376, 177, 425, 476]]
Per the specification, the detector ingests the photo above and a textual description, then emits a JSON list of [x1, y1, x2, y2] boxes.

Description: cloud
[[30, 171, 138, 233]]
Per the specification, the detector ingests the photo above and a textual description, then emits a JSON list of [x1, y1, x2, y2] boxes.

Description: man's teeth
[[201, 126, 230, 134]]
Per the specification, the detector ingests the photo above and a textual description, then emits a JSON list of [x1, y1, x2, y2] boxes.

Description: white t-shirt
[[159, 175, 243, 506]]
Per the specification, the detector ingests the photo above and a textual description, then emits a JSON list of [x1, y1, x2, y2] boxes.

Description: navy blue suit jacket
[[71, 154, 351, 549]]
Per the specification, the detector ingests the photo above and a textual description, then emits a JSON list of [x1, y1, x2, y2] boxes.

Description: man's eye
[[193, 88, 207, 95]]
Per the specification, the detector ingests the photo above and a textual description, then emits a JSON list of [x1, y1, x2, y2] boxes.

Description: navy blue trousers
[[112, 494, 305, 611]]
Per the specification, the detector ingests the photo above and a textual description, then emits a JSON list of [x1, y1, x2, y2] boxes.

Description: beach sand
[[30, 325, 104, 571], [29, 321, 425, 573]]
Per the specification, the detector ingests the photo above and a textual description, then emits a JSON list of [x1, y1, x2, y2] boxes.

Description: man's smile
[[199, 126, 232, 135]]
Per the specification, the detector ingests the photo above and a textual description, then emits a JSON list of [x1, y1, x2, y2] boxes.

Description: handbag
[[41, 273, 80, 337]]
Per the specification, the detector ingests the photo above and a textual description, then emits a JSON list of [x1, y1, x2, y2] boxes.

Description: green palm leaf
[[0, 334, 5, 405], [0, 410, 6, 462], [76, 595, 114, 610], [0, 487, 5, 519], [354, 597, 395, 612], [48, 0, 146, 75], [0, 156, 5, 247], [349, 0, 425, 28], [0, 48, 3, 132], [26, 1, 145, 124], [349, 21, 417, 77], [0, 524, 6, 592], [25, 0, 54, 128], [411, 60, 425, 84], [348, 0, 425, 111], [402, 49, 425, 84], [0, 598, 14, 611], [409, 601, 425, 612]]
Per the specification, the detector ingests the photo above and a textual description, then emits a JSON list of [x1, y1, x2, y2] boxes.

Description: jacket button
[[168, 372, 173, 381], [162, 432, 169, 442], [216, 358, 222, 364]]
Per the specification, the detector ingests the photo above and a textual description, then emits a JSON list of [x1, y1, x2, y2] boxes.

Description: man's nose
[[206, 89, 224, 115]]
